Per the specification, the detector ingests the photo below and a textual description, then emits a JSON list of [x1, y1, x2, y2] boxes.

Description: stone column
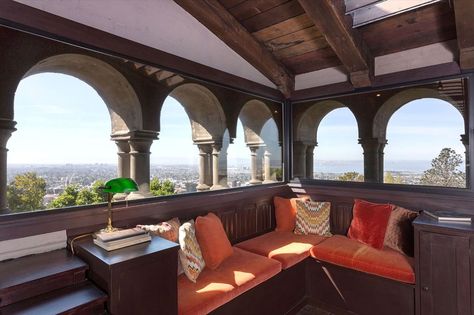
[[249, 145, 262, 185], [262, 149, 274, 184], [196, 144, 211, 191], [210, 143, 224, 190], [359, 137, 387, 183], [305, 144, 316, 179], [293, 141, 307, 179], [127, 136, 154, 199], [115, 140, 130, 178], [0, 119, 16, 213]]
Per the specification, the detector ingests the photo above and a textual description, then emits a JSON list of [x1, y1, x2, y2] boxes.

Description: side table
[[413, 213, 473, 315], [74, 235, 179, 315]]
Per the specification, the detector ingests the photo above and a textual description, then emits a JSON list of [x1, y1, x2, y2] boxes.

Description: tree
[[50, 180, 108, 208], [420, 148, 465, 188], [150, 178, 175, 196], [337, 172, 364, 182], [49, 185, 80, 208], [384, 171, 405, 184], [7, 172, 46, 212], [76, 180, 107, 205]]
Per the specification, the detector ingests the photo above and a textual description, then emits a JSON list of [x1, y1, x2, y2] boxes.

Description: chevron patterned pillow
[[178, 220, 206, 283], [294, 199, 332, 236]]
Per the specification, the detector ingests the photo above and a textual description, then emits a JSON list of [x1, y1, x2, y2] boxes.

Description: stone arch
[[169, 83, 226, 143], [296, 100, 355, 144], [373, 88, 463, 141], [22, 53, 143, 135], [239, 99, 274, 145], [294, 100, 359, 179]]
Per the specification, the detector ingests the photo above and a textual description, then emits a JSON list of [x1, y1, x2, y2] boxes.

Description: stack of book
[[93, 228, 151, 251], [424, 210, 472, 223]]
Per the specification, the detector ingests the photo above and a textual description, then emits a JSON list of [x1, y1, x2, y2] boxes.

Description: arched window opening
[[9, 73, 115, 213], [150, 96, 197, 195], [314, 108, 363, 181], [384, 98, 465, 188]]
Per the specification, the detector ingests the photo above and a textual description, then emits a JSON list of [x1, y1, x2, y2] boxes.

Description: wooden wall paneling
[[291, 182, 474, 216], [239, 203, 255, 239], [0, 184, 292, 241], [218, 209, 238, 242], [256, 201, 274, 234], [330, 203, 354, 236]]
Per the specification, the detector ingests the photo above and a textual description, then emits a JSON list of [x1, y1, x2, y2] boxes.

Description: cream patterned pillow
[[294, 200, 332, 236], [178, 220, 205, 283]]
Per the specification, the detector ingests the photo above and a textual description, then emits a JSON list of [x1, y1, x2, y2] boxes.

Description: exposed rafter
[[174, 0, 295, 97], [298, 0, 374, 88], [453, 0, 474, 69]]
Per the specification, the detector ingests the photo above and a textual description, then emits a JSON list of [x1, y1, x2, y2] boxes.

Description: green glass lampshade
[[102, 178, 138, 194]]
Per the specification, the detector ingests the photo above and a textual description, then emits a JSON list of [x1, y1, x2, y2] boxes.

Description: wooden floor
[[296, 304, 334, 315]]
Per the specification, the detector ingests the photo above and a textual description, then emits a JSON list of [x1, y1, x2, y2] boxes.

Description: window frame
[[290, 73, 474, 195]]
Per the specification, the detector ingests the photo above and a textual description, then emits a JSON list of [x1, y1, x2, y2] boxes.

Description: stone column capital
[[115, 140, 130, 154], [461, 134, 469, 147], [358, 137, 387, 152], [0, 119, 17, 148]]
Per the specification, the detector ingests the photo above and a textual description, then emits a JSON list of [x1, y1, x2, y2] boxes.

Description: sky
[[9, 73, 466, 168], [10, 73, 278, 165]]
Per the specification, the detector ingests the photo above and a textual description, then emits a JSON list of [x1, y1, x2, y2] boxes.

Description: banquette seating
[[148, 195, 417, 315]]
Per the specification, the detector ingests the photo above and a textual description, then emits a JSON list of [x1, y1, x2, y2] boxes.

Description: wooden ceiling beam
[[453, 0, 474, 69], [173, 0, 294, 97], [298, 0, 374, 87]]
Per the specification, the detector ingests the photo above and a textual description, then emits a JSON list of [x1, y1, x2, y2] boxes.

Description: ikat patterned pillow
[[178, 220, 206, 283], [294, 199, 332, 236]]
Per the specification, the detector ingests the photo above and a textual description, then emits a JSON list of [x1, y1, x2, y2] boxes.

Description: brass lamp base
[[97, 193, 119, 234]]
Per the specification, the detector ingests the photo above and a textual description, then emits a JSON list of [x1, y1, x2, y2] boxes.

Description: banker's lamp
[[99, 177, 138, 233]]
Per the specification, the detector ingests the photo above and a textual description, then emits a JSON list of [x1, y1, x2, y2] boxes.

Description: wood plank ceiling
[[175, 0, 469, 97]]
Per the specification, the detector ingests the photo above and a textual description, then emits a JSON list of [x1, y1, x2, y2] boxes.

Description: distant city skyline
[[9, 73, 466, 168]]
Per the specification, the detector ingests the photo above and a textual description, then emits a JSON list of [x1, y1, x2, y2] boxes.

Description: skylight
[[345, 0, 445, 27]]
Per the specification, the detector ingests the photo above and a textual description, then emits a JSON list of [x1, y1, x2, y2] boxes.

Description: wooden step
[[0, 282, 107, 315], [0, 249, 88, 307]]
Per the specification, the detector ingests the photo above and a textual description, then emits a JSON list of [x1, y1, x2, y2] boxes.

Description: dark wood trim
[[298, 0, 373, 87], [0, 0, 282, 101], [468, 76, 474, 190], [291, 81, 354, 102], [373, 62, 461, 88], [453, 0, 474, 69], [282, 100, 293, 182], [291, 181, 474, 215], [290, 62, 464, 102], [173, 0, 294, 97]]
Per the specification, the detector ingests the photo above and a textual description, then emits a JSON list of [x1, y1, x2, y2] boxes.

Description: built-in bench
[[176, 196, 416, 315]]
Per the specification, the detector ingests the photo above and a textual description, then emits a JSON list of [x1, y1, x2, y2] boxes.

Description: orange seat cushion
[[195, 212, 233, 270], [178, 247, 281, 315], [310, 235, 415, 284], [235, 231, 327, 269]]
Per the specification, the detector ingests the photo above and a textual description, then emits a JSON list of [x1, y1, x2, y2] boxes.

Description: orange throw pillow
[[195, 212, 233, 270], [347, 199, 392, 249], [274, 196, 309, 232]]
